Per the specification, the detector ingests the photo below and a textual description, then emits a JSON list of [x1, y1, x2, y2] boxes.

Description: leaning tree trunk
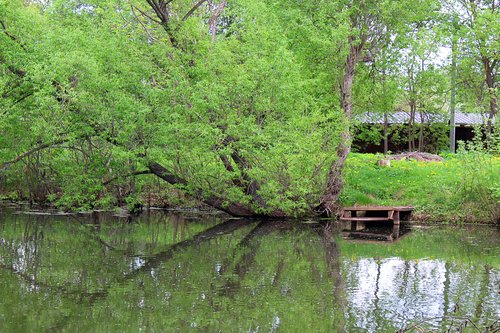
[[318, 129, 351, 216], [318, 38, 362, 216], [146, 160, 287, 218]]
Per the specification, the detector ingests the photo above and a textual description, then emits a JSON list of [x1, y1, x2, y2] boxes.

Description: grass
[[340, 152, 500, 223]]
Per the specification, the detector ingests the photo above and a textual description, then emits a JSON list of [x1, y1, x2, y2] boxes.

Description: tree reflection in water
[[0, 210, 498, 332]]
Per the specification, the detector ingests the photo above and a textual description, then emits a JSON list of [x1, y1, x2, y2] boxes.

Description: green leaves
[[1, 0, 496, 215]]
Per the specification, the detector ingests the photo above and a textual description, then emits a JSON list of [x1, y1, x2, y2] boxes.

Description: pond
[[0, 207, 499, 332]]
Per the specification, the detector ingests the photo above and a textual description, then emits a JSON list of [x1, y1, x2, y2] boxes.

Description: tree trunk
[[418, 110, 424, 152], [217, 134, 286, 216], [147, 160, 287, 218], [408, 100, 416, 151], [318, 129, 351, 216], [483, 57, 497, 142], [318, 39, 361, 216], [208, 0, 227, 42], [147, 161, 253, 216], [449, 35, 457, 153], [383, 112, 388, 154], [407, 59, 416, 152]]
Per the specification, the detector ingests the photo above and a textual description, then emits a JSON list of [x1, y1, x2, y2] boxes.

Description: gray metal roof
[[454, 112, 485, 125], [357, 111, 489, 126]]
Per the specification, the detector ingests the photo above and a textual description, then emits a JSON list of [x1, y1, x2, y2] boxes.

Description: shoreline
[[1, 200, 498, 225]]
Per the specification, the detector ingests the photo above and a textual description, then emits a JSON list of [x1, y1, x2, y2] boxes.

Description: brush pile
[[386, 152, 444, 162]]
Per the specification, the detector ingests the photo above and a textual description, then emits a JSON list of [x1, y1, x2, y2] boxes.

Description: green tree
[[1, 0, 340, 216], [316, 0, 442, 215], [442, 0, 498, 139]]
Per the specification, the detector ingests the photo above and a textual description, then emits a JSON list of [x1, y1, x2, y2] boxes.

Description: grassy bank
[[341, 152, 500, 224], [1, 150, 498, 223]]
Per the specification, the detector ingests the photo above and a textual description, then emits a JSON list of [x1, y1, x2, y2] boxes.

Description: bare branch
[[146, 0, 168, 23], [182, 0, 208, 21], [132, 5, 162, 24], [131, 5, 158, 41], [0, 138, 68, 172], [103, 170, 153, 186], [145, 0, 177, 46], [208, 0, 227, 42]]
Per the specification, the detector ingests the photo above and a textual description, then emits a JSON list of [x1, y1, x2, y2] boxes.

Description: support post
[[392, 223, 400, 239], [350, 210, 357, 231], [393, 211, 400, 225]]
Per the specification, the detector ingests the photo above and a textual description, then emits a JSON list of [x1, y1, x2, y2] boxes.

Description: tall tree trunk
[[449, 34, 457, 153], [407, 59, 416, 152], [483, 57, 497, 143], [383, 112, 389, 155], [318, 39, 361, 216], [408, 100, 416, 151], [418, 110, 424, 152]]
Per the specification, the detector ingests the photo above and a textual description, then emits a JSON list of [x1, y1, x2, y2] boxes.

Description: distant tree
[[442, 0, 498, 140]]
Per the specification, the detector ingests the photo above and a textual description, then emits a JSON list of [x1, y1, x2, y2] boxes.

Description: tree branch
[[131, 5, 158, 41], [146, 160, 261, 217], [7, 66, 26, 78], [0, 138, 68, 172], [103, 170, 153, 186], [208, 0, 227, 42], [0, 20, 27, 51], [182, 0, 208, 21], [217, 134, 286, 216], [145, 0, 177, 46], [132, 5, 162, 25]]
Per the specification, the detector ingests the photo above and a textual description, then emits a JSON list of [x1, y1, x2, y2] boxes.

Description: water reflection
[[0, 210, 498, 332], [341, 220, 411, 242], [344, 258, 499, 332]]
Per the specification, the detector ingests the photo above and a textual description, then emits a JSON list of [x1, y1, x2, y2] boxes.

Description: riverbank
[[1, 152, 498, 224], [341, 153, 500, 224]]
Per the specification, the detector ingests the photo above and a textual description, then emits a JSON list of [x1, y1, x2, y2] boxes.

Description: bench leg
[[351, 221, 357, 231], [350, 211, 357, 231], [393, 211, 400, 225], [392, 223, 400, 239]]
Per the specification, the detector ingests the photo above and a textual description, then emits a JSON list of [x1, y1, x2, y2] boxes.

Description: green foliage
[[0, 0, 344, 215], [352, 124, 384, 146], [455, 131, 500, 218], [352, 122, 449, 153], [0, 0, 496, 217]]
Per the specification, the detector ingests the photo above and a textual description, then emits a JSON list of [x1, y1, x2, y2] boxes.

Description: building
[[353, 111, 491, 153]]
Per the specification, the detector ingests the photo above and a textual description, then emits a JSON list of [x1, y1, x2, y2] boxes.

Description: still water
[[0, 208, 498, 332]]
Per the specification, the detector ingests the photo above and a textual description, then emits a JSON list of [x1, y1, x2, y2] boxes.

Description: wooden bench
[[340, 205, 413, 230]]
